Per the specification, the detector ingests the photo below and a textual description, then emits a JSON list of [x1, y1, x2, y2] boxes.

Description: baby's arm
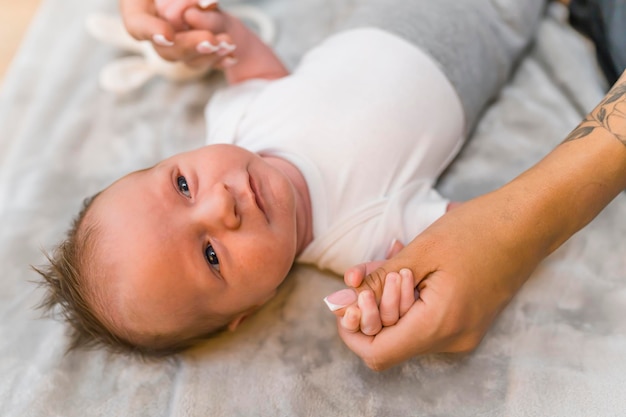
[[184, 7, 288, 84]]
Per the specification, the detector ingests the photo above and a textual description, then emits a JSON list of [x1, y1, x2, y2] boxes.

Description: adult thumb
[[323, 288, 357, 317]]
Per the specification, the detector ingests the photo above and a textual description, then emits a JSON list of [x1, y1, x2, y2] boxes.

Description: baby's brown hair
[[34, 194, 226, 357]]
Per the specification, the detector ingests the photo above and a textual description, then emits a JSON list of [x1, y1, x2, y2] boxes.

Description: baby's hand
[[324, 262, 415, 336], [154, 0, 218, 31]]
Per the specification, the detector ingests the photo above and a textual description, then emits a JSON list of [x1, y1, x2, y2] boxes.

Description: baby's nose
[[196, 183, 240, 230]]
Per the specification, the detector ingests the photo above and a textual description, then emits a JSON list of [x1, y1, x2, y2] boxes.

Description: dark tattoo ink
[[564, 81, 626, 147]]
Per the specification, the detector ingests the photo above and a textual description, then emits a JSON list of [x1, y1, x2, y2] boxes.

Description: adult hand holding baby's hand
[[325, 204, 464, 339], [325, 239, 412, 335], [330, 193, 541, 371], [120, 0, 237, 69], [325, 264, 415, 336]]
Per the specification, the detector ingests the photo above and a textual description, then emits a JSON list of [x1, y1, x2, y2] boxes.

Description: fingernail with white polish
[[198, 0, 218, 9], [221, 57, 238, 68], [153, 34, 174, 47], [218, 41, 237, 55], [323, 289, 357, 311], [197, 40, 220, 54]]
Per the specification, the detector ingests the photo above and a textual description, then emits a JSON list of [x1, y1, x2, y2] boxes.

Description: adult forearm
[[336, 74, 626, 371], [502, 71, 626, 261]]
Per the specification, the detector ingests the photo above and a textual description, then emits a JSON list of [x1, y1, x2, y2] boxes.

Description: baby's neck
[[261, 155, 313, 255]]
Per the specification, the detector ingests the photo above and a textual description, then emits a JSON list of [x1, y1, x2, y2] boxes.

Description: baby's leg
[[337, 0, 546, 132]]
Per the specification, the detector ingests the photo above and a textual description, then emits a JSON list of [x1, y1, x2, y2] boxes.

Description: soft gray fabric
[[338, 0, 547, 132], [1, 1, 624, 416]]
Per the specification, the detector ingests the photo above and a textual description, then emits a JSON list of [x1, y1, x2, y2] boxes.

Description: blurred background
[[0, 0, 41, 84]]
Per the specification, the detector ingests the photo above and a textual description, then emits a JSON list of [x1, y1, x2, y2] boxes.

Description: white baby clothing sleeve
[[205, 79, 271, 144]]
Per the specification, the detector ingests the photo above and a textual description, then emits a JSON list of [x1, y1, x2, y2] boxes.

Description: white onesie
[[206, 28, 465, 275]]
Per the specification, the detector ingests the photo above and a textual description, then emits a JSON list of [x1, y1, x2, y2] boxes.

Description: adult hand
[[325, 239, 410, 335], [335, 188, 551, 371], [337, 93, 626, 369], [154, 0, 218, 31], [120, 0, 235, 69], [329, 266, 416, 336]]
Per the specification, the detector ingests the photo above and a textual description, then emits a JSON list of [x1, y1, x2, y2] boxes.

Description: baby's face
[[89, 144, 300, 342]]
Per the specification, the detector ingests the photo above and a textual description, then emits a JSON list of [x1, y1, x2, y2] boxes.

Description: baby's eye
[[205, 244, 220, 272], [177, 176, 191, 198]]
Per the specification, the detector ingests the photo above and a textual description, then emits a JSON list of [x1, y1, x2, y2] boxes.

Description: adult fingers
[[155, 0, 195, 31], [184, 7, 228, 34], [337, 297, 435, 371], [399, 268, 416, 317], [211, 55, 239, 71], [358, 290, 382, 336], [340, 305, 361, 333], [378, 272, 401, 327], [157, 30, 234, 65], [324, 288, 358, 318], [121, 0, 176, 44]]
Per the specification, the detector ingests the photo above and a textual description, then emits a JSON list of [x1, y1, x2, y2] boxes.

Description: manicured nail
[[198, 0, 218, 9], [217, 41, 237, 56], [323, 289, 357, 311], [197, 40, 219, 54], [153, 34, 174, 47], [221, 57, 238, 68]]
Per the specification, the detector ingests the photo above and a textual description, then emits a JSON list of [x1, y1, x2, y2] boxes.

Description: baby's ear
[[227, 312, 250, 331], [228, 290, 278, 331], [227, 304, 263, 331]]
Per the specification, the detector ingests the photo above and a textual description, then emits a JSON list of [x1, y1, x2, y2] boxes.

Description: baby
[[37, 0, 542, 355]]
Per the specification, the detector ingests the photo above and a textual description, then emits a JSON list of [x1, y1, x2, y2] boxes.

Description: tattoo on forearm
[[565, 81, 626, 147]]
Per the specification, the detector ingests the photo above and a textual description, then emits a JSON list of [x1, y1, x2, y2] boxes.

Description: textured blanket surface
[[1, 0, 624, 416]]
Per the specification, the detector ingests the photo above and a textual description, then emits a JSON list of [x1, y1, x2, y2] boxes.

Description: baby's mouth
[[249, 173, 268, 222]]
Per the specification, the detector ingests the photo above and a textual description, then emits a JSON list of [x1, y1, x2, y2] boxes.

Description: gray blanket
[[1, 0, 625, 416]]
